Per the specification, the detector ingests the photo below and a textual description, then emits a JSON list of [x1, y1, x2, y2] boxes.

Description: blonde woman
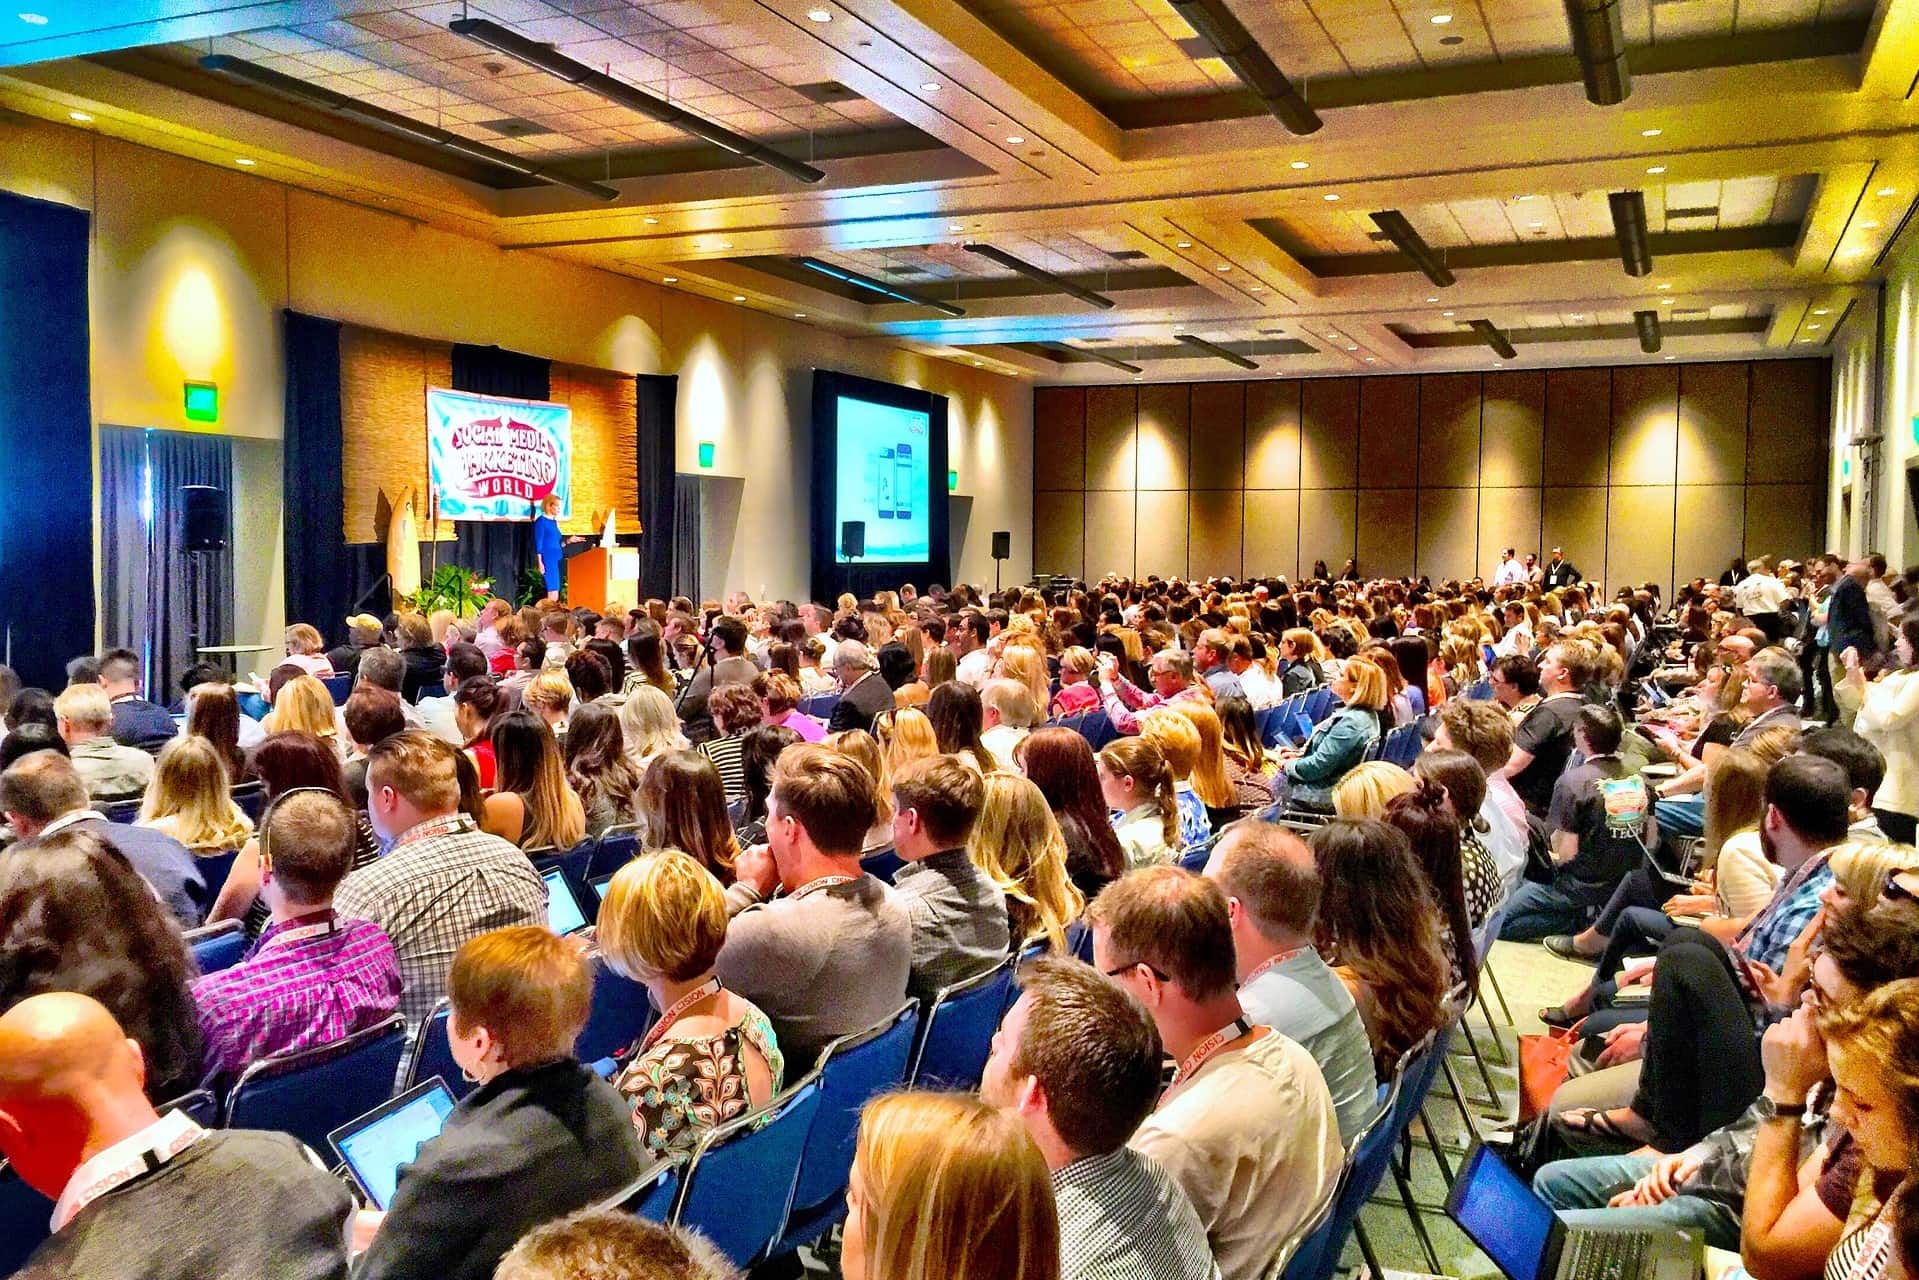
[[1051, 647, 1099, 718], [281, 623, 334, 677], [968, 773, 1084, 953], [524, 668, 574, 738], [600, 850, 783, 1157], [619, 684, 688, 775], [827, 728, 896, 853], [1170, 701, 1239, 823], [137, 735, 253, 854], [1096, 737, 1178, 869], [995, 643, 1051, 712], [1332, 761, 1418, 820], [843, 1091, 1059, 1280], [1137, 707, 1210, 848], [1275, 656, 1389, 812], [877, 707, 940, 777], [265, 674, 345, 760]]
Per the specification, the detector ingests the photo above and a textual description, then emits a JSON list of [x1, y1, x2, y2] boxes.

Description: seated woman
[[1384, 782, 1488, 989], [733, 724, 801, 847], [926, 681, 994, 775], [481, 710, 586, 852], [265, 674, 344, 760], [1215, 695, 1277, 808], [279, 623, 335, 678], [599, 850, 783, 1158], [1050, 646, 1100, 719], [876, 707, 940, 779], [969, 772, 1086, 953], [1273, 655, 1390, 813], [1171, 701, 1243, 832], [843, 1091, 1059, 1280], [826, 729, 901, 865], [618, 684, 689, 777], [522, 669, 574, 741], [184, 680, 250, 780], [639, 750, 758, 913], [1308, 817, 1450, 1078], [755, 670, 826, 743], [1410, 748, 1508, 929], [138, 734, 253, 857], [1138, 708, 1211, 848], [351, 926, 648, 1280], [1332, 760, 1416, 820], [562, 703, 642, 838], [1018, 727, 1127, 902], [453, 677, 509, 790], [1097, 737, 1179, 870]]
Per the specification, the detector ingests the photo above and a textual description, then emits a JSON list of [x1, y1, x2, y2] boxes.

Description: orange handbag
[[1517, 1022, 1584, 1123]]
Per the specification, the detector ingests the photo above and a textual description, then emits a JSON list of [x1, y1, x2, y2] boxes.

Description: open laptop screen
[[544, 868, 588, 936], [332, 1080, 457, 1210], [1450, 1142, 1559, 1280]]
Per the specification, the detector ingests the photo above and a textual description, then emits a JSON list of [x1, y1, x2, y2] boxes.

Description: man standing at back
[[717, 744, 911, 1069], [982, 958, 1218, 1280], [97, 649, 177, 753], [334, 731, 545, 1025], [0, 992, 352, 1280], [1092, 867, 1341, 1280]]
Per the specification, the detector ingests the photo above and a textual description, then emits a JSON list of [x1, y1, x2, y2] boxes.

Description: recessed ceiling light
[[1799, 338, 1814, 344], [1176, 241, 1192, 248], [1807, 323, 1821, 330], [1860, 220, 1880, 230], [1660, 297, 1674, 305], [1364, 357, 1378, 363], [234, 157, 255, 166], [1492, 361, 1502, 367], [1346, 345, 1358, 351], [67, 110, 91, 122], [1426, 296, 1438, 302], [1442, 310, 1455, 317], [1528, 220, 1543, 228], [1515, 194, 1536, 202], [1005, 135, 1024, 144], [1430, 12, 1452, 23], [17, 12, 47, 24], [1323, 193, 1341, 201], [1657, 282, 1671, 289], [1290, 160, 1309, 170], [1250, 285, 1264, 292], [732, 294, 746, 302], [1878, 187, 1898, 197], [949, 223, 963, 232], [1646, 165, 1667, 175], [974, 361, 983, 367], [1216, 264, 1231, 272], [920, 82, 941, 92], [794, 312, 807, 318], [1813, 307, 1831, 315], [805, 7, 832, 20], [1641, 127, 1662, 138], [716, 241, 733, 249], [1570, 313, 1584, 320], [662, 276, 678, 283], [1664, 355, 1675, 360], [643, 216, 659, 224]]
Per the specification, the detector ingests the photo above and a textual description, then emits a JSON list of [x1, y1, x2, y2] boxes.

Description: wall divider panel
[[1030, 359, 1831, 596]]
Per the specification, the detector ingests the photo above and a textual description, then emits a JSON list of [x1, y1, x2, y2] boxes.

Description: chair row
[[95, 779, 265, 826]]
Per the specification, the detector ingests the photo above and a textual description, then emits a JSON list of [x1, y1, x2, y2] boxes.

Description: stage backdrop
[[426, 386, 573, 520]]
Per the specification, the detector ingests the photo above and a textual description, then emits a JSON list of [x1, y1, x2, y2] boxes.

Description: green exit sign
[[183, 381, 219, 423], [948, 469, 958, 492], [697, 440, 715, 469]]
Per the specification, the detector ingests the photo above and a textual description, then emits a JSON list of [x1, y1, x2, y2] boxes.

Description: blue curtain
[[636, 373, 677, 599], [0, 193, 94, 690], [100, 427, 234, 695], [283, 311, 383, 644], [450, 344, 549, 602]]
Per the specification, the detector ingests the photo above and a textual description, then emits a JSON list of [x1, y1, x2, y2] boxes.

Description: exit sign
[[184, 381, 219, 423]]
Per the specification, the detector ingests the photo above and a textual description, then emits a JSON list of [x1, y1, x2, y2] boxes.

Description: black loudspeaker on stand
[[180, 485, 229, 662], [992, 530, 1010, 591], [842, 520, 866, 560]]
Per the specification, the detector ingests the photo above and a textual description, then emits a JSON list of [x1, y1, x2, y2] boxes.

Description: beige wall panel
[[1136, 382, 1190, 491], [1611, 365, 1680, 487], [1189, 491, 1244, 579], [1544, 368, 1612, 486], [1358, 489, 1417, 576], [1541, 487, 1609, 583], [1244, 490, 1301, 579], [1359, 376, 1420, 488], [1033, 386, 1086, 490], [1747, 360, 1831, 485], [1608, 486, 1678, 598], [1417, 487, 1480, 581], [1478, 488, 1544, 579], [1675, 485, 1746, 587], [1085, 386, 1138, 490], [1678, 363, 1750, 486], [1190, 382, 1247, 491], [1419, 373, 1483, 488], [1481, 371, 1546, 488], [1136, 489, 1189, 578], [1245, 381, 1301, 490], [1300, 490, 1358, 575], [1744, 484, 1824, 564], [1084, 490, 1137, 579], [1300, 379, 1360, 489], [1033, 490, 1085, 579]]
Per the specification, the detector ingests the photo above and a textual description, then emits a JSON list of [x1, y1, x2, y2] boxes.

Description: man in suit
[[827, 640, 894, 734]]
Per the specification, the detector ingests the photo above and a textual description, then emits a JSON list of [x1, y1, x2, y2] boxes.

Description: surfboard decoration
[[387, 484, 422, 602]]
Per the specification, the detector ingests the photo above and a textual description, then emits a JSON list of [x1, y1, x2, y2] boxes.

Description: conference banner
[[426, 386, 572, 521]]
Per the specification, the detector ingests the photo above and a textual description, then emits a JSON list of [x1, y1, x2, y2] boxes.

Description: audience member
[[980, 678, 1043, 770], [926, 679, 994, 772], [828, 639, 896, 735], [1330, 759, 1416, 820], [395, 612, 446, 703], [98, 647, 178, 752], [137, 734, 252, 856], [1274, 655, 1389, 811], [1502, 642, 1589, 814], [183, 681, 251, 777], [639, 750, 752, 909], [481, 710, 586, 851], [54, 683, 155, 800], [328, 613, 384, 679], [563, 703, 643, 837], [418, 642, 490, 744], [1097, 736, 1179, 868], [493, 1209, 739, 1280], [1019, 727, 1127, 901], [969, 772, 1086, 953], [698, 682, 761, 802], [1384, 781, 1492, 986], [341, 684, 408, 809], [889, 754, 1009, 999]]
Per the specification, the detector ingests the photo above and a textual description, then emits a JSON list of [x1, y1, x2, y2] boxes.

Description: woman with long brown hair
[[563, 703, 643, 837], [622, 618, 676, 697], [1016, 727, 1126, 901], [453, 676, 509, 789], [1213, 695, 1276, 807], [483, 710, 587, 851], [926, 681, 993, 774], [184, 681, 247, 782], [639, 750, 749, 905], [1382, 781, 1482, 989]]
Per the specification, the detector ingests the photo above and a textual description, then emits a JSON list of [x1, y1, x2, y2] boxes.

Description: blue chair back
[[1278, 1177, 1342, 1280], [402, 999, 475, 1101], [675, 1076, 824, 1268], [160, 1088, 220, 1127], [909, 959, 1015, 1090], [797, 692, 840, 719], [1064, 918, 1095, 963], [224, 1015, 408, 1153], [230, 781, 266, 822], [773, 1002, 920, 1255], [587, 825, 641, 880], [1314, 1037, 1422, 1280], [1078, 707, 1118, 750], [1306, 688, 1336, 723], [1466, 677, 1493, 701], [415, 683, 446, 703], [1256, 704, 1283, 748], [238, 690, 270, 722], [94, 797, 142, 824], [576, 953, 658, 1067], [186, 919, 249, 975], [596, 1157, 683, 1224], [859, 846, 904, 884], [320, 674, 353, 705], [188, 850, 241, 917], [0, 1162, 50, 1276]]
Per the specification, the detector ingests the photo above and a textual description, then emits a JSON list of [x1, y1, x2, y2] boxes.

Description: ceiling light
[[1807, 323, 1821, 330], [1664, 355, 1675, 360], [1646, 165, 1666, 175], [1176, 241, 1192, 248], [234, 157, 255, 166], [67, 110, 91, 122], [1365, 357, 1378, 363], [1290, 160, 1309, 170], [1860, 220, 1880, 230], [887, 197, 904, 206], [1326, 332, 1339, 339], [716, 241, 733, 249], [1878, 187, 1898, 197], [1515, 194, 1536, 202], [949, 223, 964, 232], [1571, 312, 1585, 320], [16, 12, 46, 23], [805, 7, 832, 20], [643, 216, 659, 224], [973, 361, 983, 367], [1005, 135, 1024, 144], [662, 276, 678, 283], [1250, 285, 1265, 292], [1346, 344, 1358, 351], [1640, 127, 1661, 137], [1565, 0, 1630, 106], [1799, 339, 1814, 344], [1430, 12, 1453, 23], [1427, 296, 1439, 303], [796, 256, 967, 316], [1657, 282, 1670, 289], [963, 242, 1116, 308], [1323, 193, 1341, 201], [1813, 308, 1831, 315], [1528, 220, 1543, 228], [1170, 0, 1321, 133], [920, 82, 941, 92], [1442, 309, 1455, 317], [1216, 264, 1231, 272], [1660, 297, 1674, 305], [732, 295, 746, 302]]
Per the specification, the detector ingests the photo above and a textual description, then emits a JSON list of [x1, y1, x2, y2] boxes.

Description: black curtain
[[636, 374, 677, 600], [449, 344, 549, 601], [100, 428, 234, 695], [0, 193, 94, 690], [283, 311, 384, 643], [673, 475, 703, 599]]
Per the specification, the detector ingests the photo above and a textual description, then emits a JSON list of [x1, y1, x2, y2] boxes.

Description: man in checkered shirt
[[335, 731, 545, 1027], [982, 956, 1219, 1280]]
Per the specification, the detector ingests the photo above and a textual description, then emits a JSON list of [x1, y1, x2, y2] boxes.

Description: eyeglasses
[[1102, 959, 1169, 981], [1885, 878, 1917, 906]]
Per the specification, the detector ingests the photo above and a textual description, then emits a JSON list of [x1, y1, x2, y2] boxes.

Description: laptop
[[1447, 1142, 1700, 1280], [328, 1078, 458, 1210], [588, 872, 615, 904], [542, 867, 592, 936]]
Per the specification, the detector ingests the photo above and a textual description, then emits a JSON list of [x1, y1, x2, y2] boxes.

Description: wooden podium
[[567, 545, 641, 611]]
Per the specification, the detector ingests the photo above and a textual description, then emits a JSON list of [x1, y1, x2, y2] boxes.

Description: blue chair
[[1465, 677, 1493, 701], [160, 1088, 220, 1127], [93, 797, 142, 824], [859, 845, 904, 884], [596, 1157, 683, 1224], [224, 1015, 408, 1153], [1277, 1172, 1342, 1280], [401, 999, 475, 1101], [186, 919, 249, 975], [0, 1162, 51, 1275], [909, 959, 1015, 1090], [770, 1002, 920, 1258], [1064, 918, 1095, 963], [1310, 1035, 1423, 1280], [587, 824, 641, 880], [576, 953, 658, 1067], [797, 692, 840, 720], [230, 780, 266, 822], [238, 690, 270, 722], [1078, 707, 1119, 750], [189, 849, 241, 917], [1306, 688, 1336, 723], [674, 1075, 824, 1268], [415, 683, 447, 703], [1256, 704, 1282, 747], [320, 674, 353, 705]]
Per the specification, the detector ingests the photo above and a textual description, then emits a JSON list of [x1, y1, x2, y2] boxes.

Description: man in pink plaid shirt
[[193, 790, 401, 1093]]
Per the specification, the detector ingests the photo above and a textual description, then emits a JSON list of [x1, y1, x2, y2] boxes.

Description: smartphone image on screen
[[893, 443, 913, 520], [876, 447, 895, 519]]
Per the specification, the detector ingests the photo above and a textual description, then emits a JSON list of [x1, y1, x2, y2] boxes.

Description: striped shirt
[[699, 733, 748, 805], [1053, 1147, 1219, 1280], [192, 910, 402, 1090]]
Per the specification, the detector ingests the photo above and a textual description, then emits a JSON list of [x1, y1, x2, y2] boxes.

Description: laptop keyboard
[[1566, 1230, 1653, 1280]]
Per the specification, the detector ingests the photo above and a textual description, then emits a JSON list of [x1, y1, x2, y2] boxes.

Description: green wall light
[[183, 381, 219, 423]]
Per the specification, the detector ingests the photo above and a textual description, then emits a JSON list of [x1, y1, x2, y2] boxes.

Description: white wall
[[1828, 223, 1919, 566]]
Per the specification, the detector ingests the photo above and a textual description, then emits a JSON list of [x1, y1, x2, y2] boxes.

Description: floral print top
[[613, 1003, 785, 1158]]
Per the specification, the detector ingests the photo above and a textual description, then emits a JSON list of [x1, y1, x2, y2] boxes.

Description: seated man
[[983, 957, 1218, 1280], [495, 1209, 739, 1280], [98, 648, 178, 753], [415, 643, 489, 745], [1654, 648, 1805, 838], [1204, 822, 1378, 1142], [1502, 705, 1655, 942], [192, 790, 402, 1093], [53, 683, 154, 801], [716, 744, 912, 1068], [334, 731, 546, 1026], [888, 755, 1009, 1001], [0, 992, 352, 1280], [351, 647, 423, 730], [1093, 866, 1342, 1280], [0, 750, 203, 927]]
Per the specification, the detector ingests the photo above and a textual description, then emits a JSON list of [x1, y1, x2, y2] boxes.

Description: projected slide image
[[836, 395, 931, 562]]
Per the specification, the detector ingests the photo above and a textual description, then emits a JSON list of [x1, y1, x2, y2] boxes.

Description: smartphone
[[893, 442, 913, 520], [876, 447, 895, 519]]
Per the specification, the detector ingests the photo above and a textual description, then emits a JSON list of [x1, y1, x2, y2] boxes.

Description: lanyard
[[254, 916, 339, 955], [1240, 947, 1307, 987], [53, 1111, 204, 1231], [791, 875, 857, 901], [639, 977, 723, 1054], [1173, 1017, 1251, 1087]]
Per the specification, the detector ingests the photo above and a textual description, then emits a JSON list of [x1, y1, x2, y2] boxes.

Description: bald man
[[0, 993, 351, 1280]]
